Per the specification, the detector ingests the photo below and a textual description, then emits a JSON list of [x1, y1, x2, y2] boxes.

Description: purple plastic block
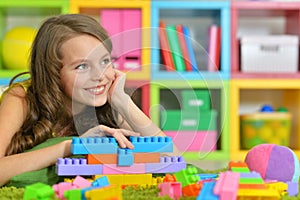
[[145, 156, 186, 173], [287, 181, 299, 196], [71, 137, 118, 155], [56, 158, 102, 176], [239, 171, 262, 178]]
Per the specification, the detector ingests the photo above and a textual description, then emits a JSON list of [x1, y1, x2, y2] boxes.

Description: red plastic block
[[182, 182, 202, 197]]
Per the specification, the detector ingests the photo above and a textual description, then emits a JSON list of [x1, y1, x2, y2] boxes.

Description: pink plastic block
[[52, 182, 75, 200], [214, 171, 240, 200], [146, 156, 186, 173], [158, 182, 182, 199], [102, 163, 145, 174], [72, 176, 92, 188], [165, 131, 217, 151], [122, 9, 141, 71], [101, 9, 123, 70]]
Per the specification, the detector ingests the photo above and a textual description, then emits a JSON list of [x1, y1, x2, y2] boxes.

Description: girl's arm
[[0, 87, 72, 186], [0, 140, 71, 186]]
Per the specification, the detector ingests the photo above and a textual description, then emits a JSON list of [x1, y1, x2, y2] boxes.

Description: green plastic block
[[182, 90, 211, 111], [23, 182, 54, 200], [231, 167, 250, 173], [239, 178, 264, 184], [173, 166, 200, 187], [161, 109, 217, 131], [64, 189, 82, 200]]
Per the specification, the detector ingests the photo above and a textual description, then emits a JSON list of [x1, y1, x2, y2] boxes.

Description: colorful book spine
[[159, 21, 175, 71], [207, 24, 221, 71], [182, 26, 198, 71], [176, 24, 193, 71], [166, 25, 186, 72]]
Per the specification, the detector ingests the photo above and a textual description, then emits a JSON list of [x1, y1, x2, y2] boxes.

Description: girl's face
[[60, 34, 115, 113]]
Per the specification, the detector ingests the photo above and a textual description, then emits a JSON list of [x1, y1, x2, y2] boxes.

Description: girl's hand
[[80, 125, 140, 149], [108, 70, 130, 109]]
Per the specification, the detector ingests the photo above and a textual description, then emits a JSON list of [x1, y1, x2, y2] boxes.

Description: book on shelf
[[165, 25, 186, 72], [159, 21, 176, 71], [176, 24, 193, 71], [207, 24, 221, 71], [182, 26, 198, 71]]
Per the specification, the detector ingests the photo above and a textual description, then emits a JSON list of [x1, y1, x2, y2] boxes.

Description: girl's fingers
[[120, 129, 140, 137], [113, 131, 134, 149]]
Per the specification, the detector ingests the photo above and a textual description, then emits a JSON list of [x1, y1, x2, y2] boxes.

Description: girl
[[0, 14, 167, 186]]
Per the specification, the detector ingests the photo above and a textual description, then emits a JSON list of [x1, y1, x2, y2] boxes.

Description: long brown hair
[[6, 14, 119, 155]]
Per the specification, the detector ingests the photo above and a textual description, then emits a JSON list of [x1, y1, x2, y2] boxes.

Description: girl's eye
[[75, 63, 88, 70], [101, 58, 111, 66]]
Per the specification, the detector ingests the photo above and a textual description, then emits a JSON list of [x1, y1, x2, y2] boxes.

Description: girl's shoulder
[[0, 79, 31, 103]]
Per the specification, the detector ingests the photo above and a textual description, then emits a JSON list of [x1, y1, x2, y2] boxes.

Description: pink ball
[[245, 144, 299, 182]]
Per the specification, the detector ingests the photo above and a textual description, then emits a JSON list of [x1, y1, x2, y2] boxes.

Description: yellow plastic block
[[238, 188, 280, 200], [85, 184, 122, 200], [94, 174, 152, 186], [266, 182, 288, 196]]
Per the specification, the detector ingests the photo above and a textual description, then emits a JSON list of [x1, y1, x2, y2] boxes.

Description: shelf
[[151, 1, 230, 80], [231, 1, 300, 78], [230, 79, 300, 161], [150, 80, 230, 160], [69, 0, 151, 81], [0, 0, 69, 71]]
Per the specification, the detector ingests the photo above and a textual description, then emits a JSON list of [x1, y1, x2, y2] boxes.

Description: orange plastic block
[[239, 184, 267, 189], [87, 153, 160, 164], [163, 174, 176, 182], [228, 161, 248, 170], [182, 182, 202, 196]]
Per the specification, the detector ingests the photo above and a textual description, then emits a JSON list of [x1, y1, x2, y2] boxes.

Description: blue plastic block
[[129, 136, 173, 153], [198, 174, 218, 180], [56, 158, 102, 176], [117, 148, 134, 166], [71, 137, 118, 155], [92, 176, 110, 187], [197, 182, 219, 200]]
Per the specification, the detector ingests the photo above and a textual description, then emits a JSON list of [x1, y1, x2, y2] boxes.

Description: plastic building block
[[72, 176, 92, 188], [92, 176, 110, 187], [145, 156, 186, 173], [64, 189, 82, 200], [239, 177, 264, 184], [163, 174, 176, 182], [56, 158, 102, 176], [239, 184, 267, 189], [152, 176, 165, 185], [117, 148, 134, 166], [23, 182, 55, 200], [228, 161, 248, 169], [239, 171, 262, 178], [52, 182, 75, 199], [287, 181, 299, 196], [174, 165, 200, 187], [86, 152, 160, 164], [70, 137, 118, 155], [129, 136, 173, 153], [214, 171, 239, 200], [237, 188, 280, 199], [85, 184, 122, 200], [198, 174, 218, 180], [197, 182, 219, 200], [102, 163, 146, 174], [158, 182, 182, 199], [231, 167, 250, 173], [182, 182, 202, 197]]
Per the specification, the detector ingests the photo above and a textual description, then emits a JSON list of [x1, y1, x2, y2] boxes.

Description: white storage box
[[241, 35, 299, 73]]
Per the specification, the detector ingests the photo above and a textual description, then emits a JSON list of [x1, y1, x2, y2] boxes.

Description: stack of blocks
[[56, 136, 186, 176]]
